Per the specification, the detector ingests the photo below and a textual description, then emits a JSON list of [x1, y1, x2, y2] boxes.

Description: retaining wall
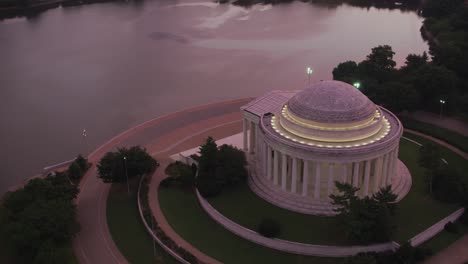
[[196, 189, 399, 257]]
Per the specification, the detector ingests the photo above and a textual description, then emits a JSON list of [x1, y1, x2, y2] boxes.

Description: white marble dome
[[287, 80, 376, 124], [279, 81, 384, 143]]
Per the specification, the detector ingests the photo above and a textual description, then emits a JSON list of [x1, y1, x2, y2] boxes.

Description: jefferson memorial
[[241, 80, 411, 215]]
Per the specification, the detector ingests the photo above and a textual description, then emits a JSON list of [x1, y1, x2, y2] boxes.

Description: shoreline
[[0, 0, 117, 19]]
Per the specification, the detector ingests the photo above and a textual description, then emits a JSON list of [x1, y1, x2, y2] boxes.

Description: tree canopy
[[330, 182, 397, 243], [97, 146, 158, 183], [332, 44, 466, 115], [196, 137, 248, 197], [1, 173, 80, 263]]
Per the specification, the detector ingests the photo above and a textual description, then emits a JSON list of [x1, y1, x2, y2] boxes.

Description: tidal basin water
[[0, 0, 428, 192]]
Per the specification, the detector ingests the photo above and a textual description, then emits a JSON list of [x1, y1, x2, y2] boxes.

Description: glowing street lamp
[[306, 67, 313, 86], [439, 99, 446, 119], [353, 82, 361, 89]]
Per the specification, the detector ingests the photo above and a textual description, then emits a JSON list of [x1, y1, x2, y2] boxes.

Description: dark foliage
[[342, 244, 432, 264], [196, 137, 248, 197], [165, 161, 196, 188], [97, 146, 158, 183], [330, 182, 397, 243], [257, 218, 281, 238], [1, 173, 80, 263], [444, 221, 458, 233]]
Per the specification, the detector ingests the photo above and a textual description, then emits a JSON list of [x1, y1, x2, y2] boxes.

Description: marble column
[[352, 162, 360, 187], [281, 153, 287, 190], [385, 151, 393, 186], [273, 150, 279, 185], [302, 160, 309, 196], [363, 160, 371, 196], [314, 162, 321, 199], [373, 156, 383, 192], [381, 153, 389, 187], [243, 118, 248, 151], [341, 163, 347, 183], [249, 121, 255, 154], [327, 163, 334, 196], [388, 148, 398, 186], [263, 142, 268, 177], [291, 157, 298, 193], [267, 146, 272, 180]]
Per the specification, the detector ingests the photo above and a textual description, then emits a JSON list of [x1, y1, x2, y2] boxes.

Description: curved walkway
[[72, 98, 251, 264], [404, 129, 468, 159], [404, 129, 468, 264]]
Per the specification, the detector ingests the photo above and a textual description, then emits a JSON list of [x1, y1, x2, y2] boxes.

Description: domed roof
[[287, 80, 376, 124]]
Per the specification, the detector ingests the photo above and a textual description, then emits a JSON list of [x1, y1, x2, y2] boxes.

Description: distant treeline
[[332, 0, 468, 117], [221, 0, 420, 9]]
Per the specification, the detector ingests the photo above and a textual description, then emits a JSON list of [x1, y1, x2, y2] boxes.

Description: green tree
[[373, 185, 397, 215], [1, 174, 80, 263], [331, 182, 397, 243], [97, 146, 158, 183], [196, 137, 222, 197], [75, 154, 90, 171], [332, 61, 359, 84], [402, 52, 429, 72], [196, 138, 247, 197], [68, 162, 82, 180], [418, 143, 441, 194], [432, 166, 466, 204], [406, 64, 459, 112], [377, 82, 420, 113], [165, 161, 196, 188], [422, 0, 464, 18], [359, 45, 396, 83], [217, 144, 248, 187]]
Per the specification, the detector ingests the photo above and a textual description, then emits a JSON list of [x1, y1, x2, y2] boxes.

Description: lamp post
[[353, 82, 361, 89], [439, 99, 446, 119], [306, 67, 313, 86], [123, 156, 130, 195], [82, 129, 88, 157]]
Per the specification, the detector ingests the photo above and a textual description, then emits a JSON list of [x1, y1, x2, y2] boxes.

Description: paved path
[[406, 111, 468, 136], [425, 234, 468, 264], [405, 129, 468, 160], [72, 98, 252, 264], [147, 112, 245, 264]]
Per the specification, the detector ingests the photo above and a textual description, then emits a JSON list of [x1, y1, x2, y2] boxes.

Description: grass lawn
[[158, 132, 468, 263], [107, 177, 177, 264], [420, 222, 468, 253], [206, 135, 464, 244], [159, 186, 340, 264]]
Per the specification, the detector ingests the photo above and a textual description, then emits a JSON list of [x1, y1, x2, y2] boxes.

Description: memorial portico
[[241, 81, 410, 215]]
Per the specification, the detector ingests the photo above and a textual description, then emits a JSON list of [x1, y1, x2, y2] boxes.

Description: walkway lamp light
[[353, 82, 361, 89], [306, 67, 313, 86], [439, 99, 446, 119]]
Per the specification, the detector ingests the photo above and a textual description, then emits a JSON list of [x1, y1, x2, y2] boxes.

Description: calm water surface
[[0, 0, 427, 192]]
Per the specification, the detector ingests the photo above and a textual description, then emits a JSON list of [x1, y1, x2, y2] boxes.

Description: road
[[72, 98, 252, 264]]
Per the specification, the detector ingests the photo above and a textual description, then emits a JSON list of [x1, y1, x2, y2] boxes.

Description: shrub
[[159, 178, 172, 188], [68, 162, 82, 180], [257, 218, 281, 238], [444, 221, 458, 233], [459, 211, 468, 226]]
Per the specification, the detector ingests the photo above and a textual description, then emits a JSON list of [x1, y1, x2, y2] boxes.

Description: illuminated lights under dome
[[271, 81, 393, 148]]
